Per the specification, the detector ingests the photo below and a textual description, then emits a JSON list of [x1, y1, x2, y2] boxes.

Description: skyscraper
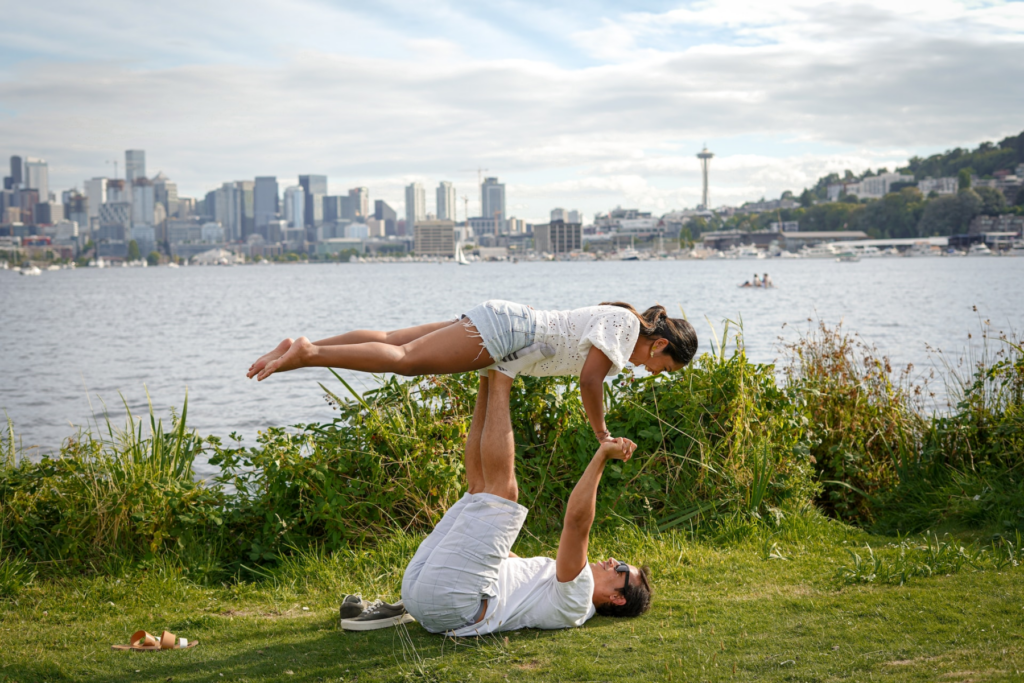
[[153, 172, 178, 219], [405, 183, 426, 236], [481, 177, 505, 233], [436, 181, 456, 220], [348, 187, 369, 218], [125, 150, 146, 184], [85, 178, 107, 220], [131, 178, 156, 226], [24, 158, 49, 202], [298, 175, 327, 232], [9, 156, 23, 187], [254, 177, 279, 235], [374, 199, 397, 236], [283, 186, 305, 228]]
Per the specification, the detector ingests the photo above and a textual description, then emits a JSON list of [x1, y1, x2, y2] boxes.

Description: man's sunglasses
[[614, 561, 630, 591]]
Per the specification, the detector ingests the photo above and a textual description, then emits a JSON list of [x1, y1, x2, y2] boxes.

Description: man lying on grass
[[401, 371, 652, 636]]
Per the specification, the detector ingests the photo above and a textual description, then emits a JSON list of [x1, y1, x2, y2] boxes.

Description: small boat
[[968, 243, 993, 257], [46, 264, 61, 271], [618, 248, 640, 261], [167, 262, 179, 268], [798, 243, 840, 258], [835, 251, 860, 262], [455, 243, 470, 266], [20, 266, 42, 276], [89, 257, 107, 268]]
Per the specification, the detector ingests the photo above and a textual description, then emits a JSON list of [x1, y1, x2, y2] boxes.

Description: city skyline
[[2, 1, 1023, 221]]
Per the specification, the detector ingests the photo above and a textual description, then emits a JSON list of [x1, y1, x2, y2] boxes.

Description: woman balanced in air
[[247, 300, 698, 443]]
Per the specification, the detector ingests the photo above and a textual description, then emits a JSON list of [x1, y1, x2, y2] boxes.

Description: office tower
[[567, 210, 581, 224], [237, 180, 255, 240], [283, 186, 305, 228], [15, 189, 38, 224], [348, 187, 369, 217], [374, 199, 397, 235], [481, 177, 505, 233], [436, 181, 456, 220], [34, 201, 63, 225], [405, 183, 426, 237], [24, 157, 49, 202], [153, 173, 179, 218], [131, 178, 156, 226], [125, 150, 146, 183], [254, 176, 279, 235], [98, 201, 131, 241], [414, 219, 456, 256], [550, 208, 566, 222], [84, 178, 107, 219], [9, 156, 23, 187], [298, 175, 327, 229], [107, 179, 127, 203], [697, 146, 714, 210], [534, 220, 581, 254], [322, 195, 343, 224], [66, 193, 88, 228]]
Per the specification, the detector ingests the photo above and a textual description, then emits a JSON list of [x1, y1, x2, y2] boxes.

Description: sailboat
[[455, 242, 470, 266]]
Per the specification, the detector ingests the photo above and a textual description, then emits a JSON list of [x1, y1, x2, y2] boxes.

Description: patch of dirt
[[514, 660, 542, 670], [886, 656, 941, 667]]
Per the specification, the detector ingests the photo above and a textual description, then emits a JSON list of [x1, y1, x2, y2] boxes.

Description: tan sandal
[[112, 630, 199, 651]]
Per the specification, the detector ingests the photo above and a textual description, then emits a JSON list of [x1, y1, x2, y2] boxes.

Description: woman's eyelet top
[[527, 305, 641, 378]]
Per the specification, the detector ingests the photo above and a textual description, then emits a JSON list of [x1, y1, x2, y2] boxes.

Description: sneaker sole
[[341, 614, 415, 631]]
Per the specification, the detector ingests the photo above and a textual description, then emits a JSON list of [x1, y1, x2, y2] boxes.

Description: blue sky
[[2, 0, 1023, 221]]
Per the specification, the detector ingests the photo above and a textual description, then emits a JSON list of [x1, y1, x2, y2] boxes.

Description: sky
[[1, 0, 1023, 223]]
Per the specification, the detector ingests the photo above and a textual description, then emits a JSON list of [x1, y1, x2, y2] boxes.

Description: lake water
[[2, 257, 1022, 475]]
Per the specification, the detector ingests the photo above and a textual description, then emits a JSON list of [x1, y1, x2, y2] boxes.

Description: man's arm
[[555, 438, 636, 582]]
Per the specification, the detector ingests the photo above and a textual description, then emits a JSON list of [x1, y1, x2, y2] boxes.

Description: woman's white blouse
[[528, 305, 641, 378]]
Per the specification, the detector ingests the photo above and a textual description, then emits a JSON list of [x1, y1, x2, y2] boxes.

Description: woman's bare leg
[[255, 320, 494, 381], [247, 320, 457, 378]]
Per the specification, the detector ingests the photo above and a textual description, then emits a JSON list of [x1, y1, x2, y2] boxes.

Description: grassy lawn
[[2, 517, 1022, 683]]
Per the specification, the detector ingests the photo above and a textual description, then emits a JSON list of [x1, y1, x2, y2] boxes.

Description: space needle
[[697, 145, 714, 210]]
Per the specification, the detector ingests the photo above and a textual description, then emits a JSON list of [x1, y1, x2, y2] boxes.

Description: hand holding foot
[[247, 338, 294, 379], [256, 336, 314, 381]]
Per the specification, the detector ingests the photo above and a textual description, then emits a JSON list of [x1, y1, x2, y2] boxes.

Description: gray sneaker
[[339, 594, 369, 621], [340, 600, 414, 631]]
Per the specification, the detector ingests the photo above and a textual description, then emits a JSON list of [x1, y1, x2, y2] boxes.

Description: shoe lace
[[362, 599, 383, 615]]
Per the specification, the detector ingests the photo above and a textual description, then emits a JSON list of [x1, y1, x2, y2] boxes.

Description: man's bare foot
[[247, 338, 293, 379], [256, 336, 315, 381]]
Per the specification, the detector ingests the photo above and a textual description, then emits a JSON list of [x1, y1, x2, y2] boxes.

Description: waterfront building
[[481, 177, 505, 228], [125, 150, 146, 184], [201, 222, 225, 243], [65, 193, 88, 228], [299, 175, 327, 230], [282, 186, 305, 229], [437, 181, 456, 220], [414, 218, 455, 256], [846, 173, 915, 199], [24, 157, 49, 202], [405, 182, 426, 236], [253, 177, 279, 236], [507, 217, 527, 234], [534, 219, 581, 254], [346, 223, 370, 239], [349, 187, 369, 218], [167, 218, 203, 244], [34, 200, 64, 225]]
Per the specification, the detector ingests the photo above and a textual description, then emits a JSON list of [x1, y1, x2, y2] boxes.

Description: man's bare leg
[[464, 375, 488, 495], [247, 320, 457, 378], [480, 372, 517, 503], [255, 321, 494, 381]]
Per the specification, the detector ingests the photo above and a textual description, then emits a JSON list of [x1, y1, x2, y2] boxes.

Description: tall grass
[[0, 321, 1020, 580]]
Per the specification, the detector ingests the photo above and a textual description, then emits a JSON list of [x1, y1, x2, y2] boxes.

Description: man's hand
[[597, 437, 636, 462]]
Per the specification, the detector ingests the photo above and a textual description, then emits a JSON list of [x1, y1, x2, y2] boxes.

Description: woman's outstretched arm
[[580, 347, 615, 443]]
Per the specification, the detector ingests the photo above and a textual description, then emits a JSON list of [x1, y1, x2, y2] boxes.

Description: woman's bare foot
[[256, 336, 315, 381], [247, 338, 293, 379]]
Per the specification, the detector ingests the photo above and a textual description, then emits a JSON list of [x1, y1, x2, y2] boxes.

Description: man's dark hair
[[596, 565, 652, 618]]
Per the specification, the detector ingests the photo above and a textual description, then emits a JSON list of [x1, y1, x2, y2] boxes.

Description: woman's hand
[[597, 437, 637, 462]]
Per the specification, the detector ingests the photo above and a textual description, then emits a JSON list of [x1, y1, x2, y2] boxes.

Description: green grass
[[2, 515, 1022, 683]]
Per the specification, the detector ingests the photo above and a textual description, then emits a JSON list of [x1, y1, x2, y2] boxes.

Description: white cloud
[[0, 0, 1021, 220]]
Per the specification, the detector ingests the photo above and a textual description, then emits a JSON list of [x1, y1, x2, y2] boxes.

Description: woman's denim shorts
[[462, 300, 537, 362]]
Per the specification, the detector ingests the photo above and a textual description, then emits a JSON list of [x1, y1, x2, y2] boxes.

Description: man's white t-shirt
[[448, 558, 597, 636], [527, 306, 642, 378]]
